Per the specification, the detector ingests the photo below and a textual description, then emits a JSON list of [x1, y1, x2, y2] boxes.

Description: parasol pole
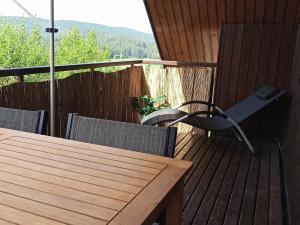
[[46, 0, 58, 136]]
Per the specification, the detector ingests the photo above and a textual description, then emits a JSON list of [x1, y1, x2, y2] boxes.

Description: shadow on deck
[[175, 133, 283, 225]]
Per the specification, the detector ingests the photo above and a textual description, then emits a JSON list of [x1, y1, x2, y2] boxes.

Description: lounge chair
[[65, 114, 177, 157], [141, 85, 286, 154], [0, 107, 47, 134]]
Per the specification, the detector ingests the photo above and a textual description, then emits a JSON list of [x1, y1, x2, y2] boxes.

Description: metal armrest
[[167, 109, 256, 154], [167, 110, 227, 127], [175, 100, 214, 109]]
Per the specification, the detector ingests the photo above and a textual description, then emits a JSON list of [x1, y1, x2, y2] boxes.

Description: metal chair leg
[[226, 117, 256, 154], [232, 128, 243, 142]]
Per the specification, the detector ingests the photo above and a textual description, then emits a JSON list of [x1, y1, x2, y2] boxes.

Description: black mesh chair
[[65, 114, 177, 158], [0, 107, 47, 134], [142, 85, 286, 154]]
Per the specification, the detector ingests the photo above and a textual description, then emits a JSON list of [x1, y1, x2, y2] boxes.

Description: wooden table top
[[0, 128, 192, 225]]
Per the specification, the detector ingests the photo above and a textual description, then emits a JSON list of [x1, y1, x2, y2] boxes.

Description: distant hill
[[1, 16, 155, 42], [0, 16, 159, 59]]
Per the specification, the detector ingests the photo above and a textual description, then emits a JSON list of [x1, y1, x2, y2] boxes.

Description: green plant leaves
[[130, 94, 171, 116]]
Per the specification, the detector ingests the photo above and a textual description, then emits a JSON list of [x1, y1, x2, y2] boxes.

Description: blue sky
[[1, 0, 153, 34]]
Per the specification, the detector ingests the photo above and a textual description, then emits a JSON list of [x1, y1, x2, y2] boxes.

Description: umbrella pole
[[49, 0, 56, 136]]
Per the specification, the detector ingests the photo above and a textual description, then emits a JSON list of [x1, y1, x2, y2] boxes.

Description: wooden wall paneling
[[216, 0, 226, 27], [226, 0, 236, 23], [245, 25, 264, 139], [154, 0, 177, 59], [275, 0, 289, 23], [215, 24, 235, 108], [255, 25, 273, 89], [226, 24, 244, 107], [162, 0, 184, 60], [285, 0, 299, 23], [180, 0, 198, 61], [265, 25, 283, 86], [282, 24, 300, 225], [199, 0, 214, 62], [172, 0, 191, 61], [285, 26, 298, 90], [262, 0, 277, 23], [254, 0, 266, 23], [245, 24, 263, 95], [276, 25, 295, 89], [236, 24, 254, 101], [207, 0, 219, 62], [189, 0, 205, 61], [146, 0, 170, 59], [235, 0, 245, 22], [215, 24, 297, 139], [245, 0, 255, 23], [294, 1, 300, 22], [145, 0, 300, 62]]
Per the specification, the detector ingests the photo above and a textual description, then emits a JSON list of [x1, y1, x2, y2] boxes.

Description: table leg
[[165, 179, 184, 225]]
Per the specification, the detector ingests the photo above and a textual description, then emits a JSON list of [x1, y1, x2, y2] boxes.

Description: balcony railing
[[0, 60, 217, 136]]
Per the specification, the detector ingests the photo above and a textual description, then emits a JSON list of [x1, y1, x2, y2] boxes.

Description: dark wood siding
[[282, 25, 300, 225], [214, 24, 297, 139], [144, 0, 300, 62]]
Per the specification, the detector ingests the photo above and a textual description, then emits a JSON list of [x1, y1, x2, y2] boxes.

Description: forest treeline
[[0, 21, 158, 84]]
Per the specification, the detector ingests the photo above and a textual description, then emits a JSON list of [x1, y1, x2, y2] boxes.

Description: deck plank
[[269, 143, 283, 225], [175, 135, 284, 225], [183, 139, 228, 223], [207, 143, 243, 225]]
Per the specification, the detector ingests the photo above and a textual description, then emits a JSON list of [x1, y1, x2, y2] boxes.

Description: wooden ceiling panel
[[144, 0, 300, 63]]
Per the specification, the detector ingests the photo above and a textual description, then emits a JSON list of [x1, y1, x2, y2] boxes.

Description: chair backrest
[[66, 114, 177, 157], [0, 107, 46, 134]]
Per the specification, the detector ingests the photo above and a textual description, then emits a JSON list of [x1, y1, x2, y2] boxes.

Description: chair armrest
[[175, 100, 214, 109], [167, 110, 227, 127]]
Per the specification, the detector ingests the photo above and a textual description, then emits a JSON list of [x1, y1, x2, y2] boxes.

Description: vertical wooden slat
[[244, 0, 255, 23], [198, 0, 213, 62], [254, 143, 270, 225], [172, 0, 192, 61], [146, 0, 170, 59], [216, 25, 235, 108], [207, 0, 219, 62], [245, 24, 263, 94], [180, 0, 198, 61], [265, 25, 283, 85], [189, 0, 205, 61], [154, 0, 177, 59], [162, 0, 184, 60], [236, 24, 254, 100], [254, 0, 266, 23], [285, 0, 300, 23], [216, 0, 226, 25], [269, 143, 283, 225], [226, 25, 244, 107], [275, 0, 289, 23], [235, 0, 245, 22], [226, 0, 236, 23]]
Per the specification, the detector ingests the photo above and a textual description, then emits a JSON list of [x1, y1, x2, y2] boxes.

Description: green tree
[[56, 26, 110, 78], [0, 21, 49, 84]]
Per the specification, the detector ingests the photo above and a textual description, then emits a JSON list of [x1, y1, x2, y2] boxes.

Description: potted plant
[[130, 95, 171, 121]]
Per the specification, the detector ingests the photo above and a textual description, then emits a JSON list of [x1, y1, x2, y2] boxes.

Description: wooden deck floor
[[175, 133, 283, 225]]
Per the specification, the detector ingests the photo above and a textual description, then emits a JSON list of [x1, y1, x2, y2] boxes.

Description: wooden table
[[0, 128, 192, 225]]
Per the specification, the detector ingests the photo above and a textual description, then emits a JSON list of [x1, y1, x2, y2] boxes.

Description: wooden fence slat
[[0, 66, 212, 136]]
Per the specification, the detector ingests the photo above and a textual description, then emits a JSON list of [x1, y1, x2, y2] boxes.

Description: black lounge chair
[[66, 114, 177, 157], [0, 107, 47, 134], [141, 85, 286, 154]]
